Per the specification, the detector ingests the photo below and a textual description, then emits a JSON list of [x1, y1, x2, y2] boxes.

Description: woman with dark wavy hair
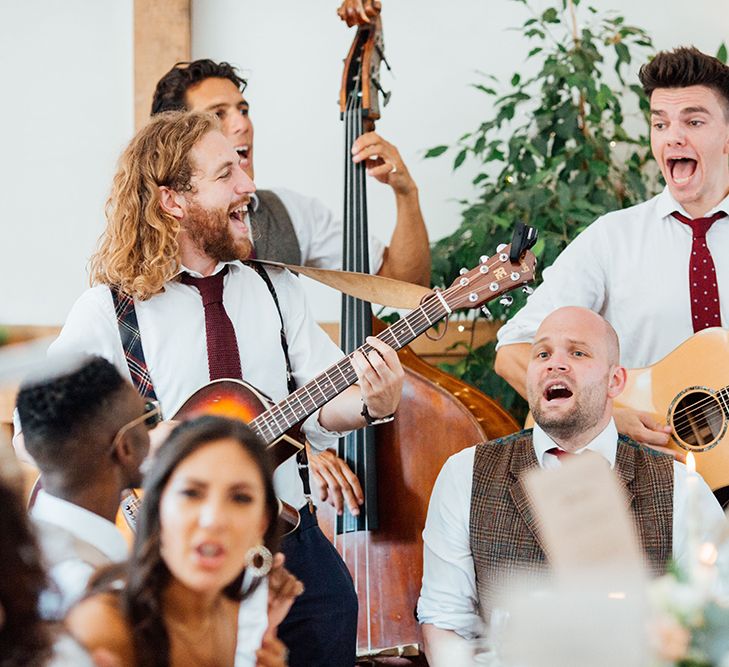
[[67, 416, 297, 666], [0, 470, 97, 667], [0, 473, 52, 667]]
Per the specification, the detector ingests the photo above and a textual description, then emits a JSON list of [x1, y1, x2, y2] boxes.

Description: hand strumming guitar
[[613, 406, 682, 461]]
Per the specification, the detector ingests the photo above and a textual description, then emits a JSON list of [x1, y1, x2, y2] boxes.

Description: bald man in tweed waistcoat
[[417, 307, 725, 666]]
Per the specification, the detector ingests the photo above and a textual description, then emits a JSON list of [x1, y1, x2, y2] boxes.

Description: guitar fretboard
[[249, 292, 447, 444]]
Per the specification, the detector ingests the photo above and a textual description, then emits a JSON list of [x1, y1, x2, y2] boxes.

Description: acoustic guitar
[[615, 327, 729, 494], [117, 244, 537, 534]]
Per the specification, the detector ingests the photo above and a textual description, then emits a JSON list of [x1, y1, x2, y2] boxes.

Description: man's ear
[[607, 365, 628, 400], [111, 430, 148, 487], [158, 186, 186, 220]]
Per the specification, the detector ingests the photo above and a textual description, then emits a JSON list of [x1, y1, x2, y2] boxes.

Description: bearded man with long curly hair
[[37, 110, 404, 667]]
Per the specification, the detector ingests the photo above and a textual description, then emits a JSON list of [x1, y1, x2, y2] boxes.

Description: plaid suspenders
[[109, 286, 158, 401], [109, 268, 296, 408]]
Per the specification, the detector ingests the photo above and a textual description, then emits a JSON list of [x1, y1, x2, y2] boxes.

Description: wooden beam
[[134, 0, 191, 130]]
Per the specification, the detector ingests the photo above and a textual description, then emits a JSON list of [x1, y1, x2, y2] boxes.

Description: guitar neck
[[250, 294, 448, 444]]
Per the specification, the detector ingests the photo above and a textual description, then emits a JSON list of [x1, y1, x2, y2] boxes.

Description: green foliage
[[717, 42, 728, 64], [428, 0, 660, 419]]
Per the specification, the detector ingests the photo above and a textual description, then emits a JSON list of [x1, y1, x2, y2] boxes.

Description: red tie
[[673, 211, 726, 333], [546, 447, 573, 459], [180, 265, 243, 380]]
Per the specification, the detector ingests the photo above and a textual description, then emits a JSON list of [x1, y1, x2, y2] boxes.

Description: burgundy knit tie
[[180, 265, 243, 380], [672, 211, 726, 332]]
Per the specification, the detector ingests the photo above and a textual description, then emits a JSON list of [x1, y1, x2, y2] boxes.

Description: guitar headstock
[[442, 245, 537, 313]]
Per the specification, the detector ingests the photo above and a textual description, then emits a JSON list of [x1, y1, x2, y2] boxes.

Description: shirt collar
[[532, 419, 618, 468], [31, 490, 128, 562], [656, 185, 729, 220], [173, 260, 242, 279]]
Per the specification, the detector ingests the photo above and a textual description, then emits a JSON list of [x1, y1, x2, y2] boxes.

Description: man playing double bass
[[46, 111, 404, 666]]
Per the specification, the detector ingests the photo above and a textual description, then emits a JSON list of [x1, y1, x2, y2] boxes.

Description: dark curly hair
[[151, 59, 247, 115], [0, 477, 52, 667], [639, 46, 729, 119], [90, 416, 280, 667], [16, 356, 129, 489]]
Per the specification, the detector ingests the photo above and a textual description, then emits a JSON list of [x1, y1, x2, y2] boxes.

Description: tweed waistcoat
[[469, 430, 674, 615], [249, 190, 302, 266]]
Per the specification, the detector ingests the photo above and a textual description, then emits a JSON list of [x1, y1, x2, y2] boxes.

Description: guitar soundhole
[[670, 388, 726, 452]]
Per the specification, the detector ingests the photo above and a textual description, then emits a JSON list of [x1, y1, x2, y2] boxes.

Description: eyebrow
[[651, 106, 711, 116], [531, 336, 592, 349], [213, 159, 235, 176], [176, 477, 257, 490]]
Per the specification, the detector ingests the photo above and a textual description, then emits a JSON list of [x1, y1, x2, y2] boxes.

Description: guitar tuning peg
[[459, 267, 468, 275], [481, 306, 493, 320], [479, 255, 489, 264], [522, 286, 534, 295], [496, 243, 507, 253], [499, 295, 514, 307]]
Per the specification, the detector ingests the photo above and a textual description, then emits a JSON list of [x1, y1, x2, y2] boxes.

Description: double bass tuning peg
[[373, 78, 391, 106], [375, 44, 393, 72]]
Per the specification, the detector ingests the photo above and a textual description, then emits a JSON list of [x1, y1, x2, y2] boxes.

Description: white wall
[[0, 0, 133, 325], [1, 1, 727, 324]]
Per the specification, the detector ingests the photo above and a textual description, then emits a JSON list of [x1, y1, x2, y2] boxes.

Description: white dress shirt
[[496, 188, 729, 368], [47, 262, 346, 509], [417, 420, 727, 640], [31, 490, 128, 619], [260, 187, 386, 273]]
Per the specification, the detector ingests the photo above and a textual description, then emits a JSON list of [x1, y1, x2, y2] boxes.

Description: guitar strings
[[251, 264, 531, 439]]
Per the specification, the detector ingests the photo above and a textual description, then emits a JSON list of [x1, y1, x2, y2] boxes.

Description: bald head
[[534, 307, 620, 367]]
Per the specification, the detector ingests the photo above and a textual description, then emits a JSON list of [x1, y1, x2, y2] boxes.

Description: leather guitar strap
[[246, 262, 312, 499]]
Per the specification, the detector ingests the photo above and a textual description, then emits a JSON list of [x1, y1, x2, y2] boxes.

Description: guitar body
[[116, 379, 304, 541], [174, 379, 303, 470], [616, 327, 729, 492]]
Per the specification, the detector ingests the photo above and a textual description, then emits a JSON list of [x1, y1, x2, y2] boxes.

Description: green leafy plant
[[428, 0, 660, 421]]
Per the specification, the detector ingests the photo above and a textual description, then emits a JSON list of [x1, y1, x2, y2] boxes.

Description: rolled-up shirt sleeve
[[417, 446, 483, 640]]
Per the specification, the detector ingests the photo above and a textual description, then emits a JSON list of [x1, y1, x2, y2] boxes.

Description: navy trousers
[[278, 507, 358, 667]]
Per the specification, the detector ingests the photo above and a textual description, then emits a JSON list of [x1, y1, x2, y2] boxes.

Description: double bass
[[317, 7, 527, 662]]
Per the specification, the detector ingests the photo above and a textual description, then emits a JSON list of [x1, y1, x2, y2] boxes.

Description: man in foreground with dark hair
[[16, 355, 152, 619], [494, 46, 729, 449], [418, 307, 725, 665]]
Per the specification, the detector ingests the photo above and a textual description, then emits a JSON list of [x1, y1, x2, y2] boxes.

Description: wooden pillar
[[134, 0, 191, 130]]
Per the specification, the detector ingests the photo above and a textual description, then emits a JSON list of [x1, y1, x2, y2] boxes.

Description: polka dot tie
[[672, 210, 726, 333]]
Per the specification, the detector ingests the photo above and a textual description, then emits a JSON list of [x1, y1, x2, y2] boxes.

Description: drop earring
[[245, 544, 273, 577]]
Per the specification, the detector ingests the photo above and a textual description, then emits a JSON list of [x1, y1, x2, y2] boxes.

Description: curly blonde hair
[[89, 111, 220, 299]]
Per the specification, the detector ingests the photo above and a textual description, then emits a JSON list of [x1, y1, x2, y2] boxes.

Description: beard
[[183, 201, 252, 262], [529, 373, 610, 443]]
